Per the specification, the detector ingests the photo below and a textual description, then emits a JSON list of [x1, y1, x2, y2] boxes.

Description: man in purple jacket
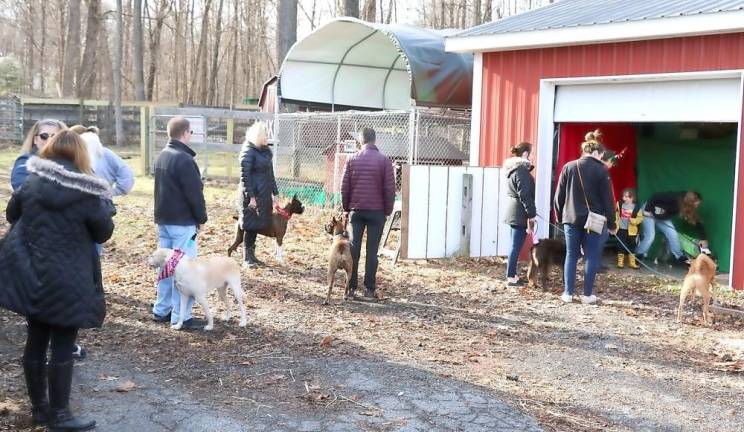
[[341, 128, 396, 298]]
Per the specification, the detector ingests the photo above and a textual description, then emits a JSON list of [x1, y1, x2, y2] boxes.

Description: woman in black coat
[[239, 121, 278, 267], [0, 130, 115, 430], [502, 142, 536, 287]]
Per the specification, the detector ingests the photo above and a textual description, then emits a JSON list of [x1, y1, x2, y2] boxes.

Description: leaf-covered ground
[[1, 147, 743, 431]]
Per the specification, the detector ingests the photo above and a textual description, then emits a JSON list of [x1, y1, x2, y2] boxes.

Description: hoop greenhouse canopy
[[278, 18, 473, 110]]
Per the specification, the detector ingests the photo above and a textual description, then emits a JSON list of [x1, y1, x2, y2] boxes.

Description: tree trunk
[[385, 0, 394, 23], [276, 0, 297, 73], [229, 0, 240, 106], [207, 0, 225, 106], [62, 0, 81, 97], [343, 0, 358, 18], [361, 0, 375, 22], [196, 0, 212, 104], [472, 0, 481, 26], [132, 0, 146, 100], [146, 0, 171, 100], [78, 0, 101, 99], [114, 0, 124, 146]]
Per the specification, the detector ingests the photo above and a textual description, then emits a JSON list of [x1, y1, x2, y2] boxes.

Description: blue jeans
[[563, 224, 605, 296], [507, 225, 528, 278], [635, 216, 682, 259], [152, 225, 197, 324], [349, 210, 386, 291]]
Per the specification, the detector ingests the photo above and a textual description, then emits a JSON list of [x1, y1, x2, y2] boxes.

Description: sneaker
[[179, 318, 207, 330], [674, 256, 691, 267], [72, 344, 87, 360], [506, 277, 525, 287], [152, 312, 171, 323], [242, 260, 258, 270], [580, 295, 598, 305], [560, 293, 573, 303]]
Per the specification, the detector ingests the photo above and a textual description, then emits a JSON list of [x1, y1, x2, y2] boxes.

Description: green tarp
[[636, 123, 737, 272]]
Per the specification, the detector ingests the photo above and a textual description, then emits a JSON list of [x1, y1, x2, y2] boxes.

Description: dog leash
[[535, 214, 683, 281]]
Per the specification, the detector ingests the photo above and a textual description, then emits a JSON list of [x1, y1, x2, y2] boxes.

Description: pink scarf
[[157, 249, 185, 282]]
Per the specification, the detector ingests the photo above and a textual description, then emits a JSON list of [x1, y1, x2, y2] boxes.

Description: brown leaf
[[114, 380, 137, 392], [320, 335, 333, 347]]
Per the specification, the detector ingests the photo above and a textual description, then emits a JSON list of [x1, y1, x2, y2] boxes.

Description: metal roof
[[455, 0, 744, 38]]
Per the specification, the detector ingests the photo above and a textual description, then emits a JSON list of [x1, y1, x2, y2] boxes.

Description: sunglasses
[[37, 132, 55, 141]]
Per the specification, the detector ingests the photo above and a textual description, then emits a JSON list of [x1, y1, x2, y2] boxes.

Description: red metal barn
[[446, 0, 744, 289]]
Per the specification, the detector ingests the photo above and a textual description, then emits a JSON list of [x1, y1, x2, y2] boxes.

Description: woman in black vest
[[0, 130, 115, 430]]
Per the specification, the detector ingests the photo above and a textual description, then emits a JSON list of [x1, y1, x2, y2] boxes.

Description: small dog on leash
[[227, 195, 305, 262], [527, 238, 566, 291], [147, 248, 247, 331], [677, 252, 717, 324], [323, 215, 353, 305]]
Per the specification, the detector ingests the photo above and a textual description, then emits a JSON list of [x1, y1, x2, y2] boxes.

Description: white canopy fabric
[[279, 18, 473, 110]]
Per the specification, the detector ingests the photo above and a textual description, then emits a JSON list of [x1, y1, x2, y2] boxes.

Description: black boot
[[47, 361, 95, 432], [244, 247, 259, 268], [23, 360, 49, 425]]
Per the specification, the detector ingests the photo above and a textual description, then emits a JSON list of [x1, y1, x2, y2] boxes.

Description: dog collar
[[158, 249, 185, 281], [334, 231, 349, 239], [275, 205, 291, 220]]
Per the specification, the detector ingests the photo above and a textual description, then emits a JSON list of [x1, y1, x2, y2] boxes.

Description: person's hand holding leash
[[249, 197, 257, 210]]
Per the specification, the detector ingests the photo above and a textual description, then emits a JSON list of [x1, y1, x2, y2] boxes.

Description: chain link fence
[[148, 108, 470, 209], [0, 96, 23, 144]]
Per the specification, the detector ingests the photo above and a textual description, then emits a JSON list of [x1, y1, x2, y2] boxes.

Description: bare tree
[[114, 0, 124, 146], [78, 0, 102, 99], [343, 0, 358, 17], [361, 0, 375, 22], [62, 0, 81, 97], [276, 0, 297, 72], [132, 0, 146, 100], [207, 0, 225, 105], [146, 0, 172, 100]]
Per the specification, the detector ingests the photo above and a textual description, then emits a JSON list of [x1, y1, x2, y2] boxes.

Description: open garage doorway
[[553, 122, 738, 274]]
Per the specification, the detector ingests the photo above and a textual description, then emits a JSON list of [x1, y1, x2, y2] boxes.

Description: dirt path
[[1, 171, 743, 431]]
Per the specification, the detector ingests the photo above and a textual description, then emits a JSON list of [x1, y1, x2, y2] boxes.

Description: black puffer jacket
[[239, 142, 278, 231], [0, 157, 115, 328], [554, 156, 616, 231], [502, 157, 536, 227]]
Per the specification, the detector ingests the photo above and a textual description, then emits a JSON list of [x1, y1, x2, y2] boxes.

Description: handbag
[[576, 163, 607, 234]]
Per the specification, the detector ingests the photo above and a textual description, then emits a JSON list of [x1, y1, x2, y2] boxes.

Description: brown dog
[[323, 215, 353, 305], [227, 196, 305, 262], [678, 253, 716, 324], [527, 239, 566, 291]]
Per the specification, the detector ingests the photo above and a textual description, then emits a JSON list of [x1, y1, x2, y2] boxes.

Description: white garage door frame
[[535, 70, 744, 288]]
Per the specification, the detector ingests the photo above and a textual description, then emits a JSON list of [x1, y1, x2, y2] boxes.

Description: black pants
[[244, 230, 258, 251], [349, 210, 386, 292], [24, 318, 78, 365], [615, 228, 638, 254]]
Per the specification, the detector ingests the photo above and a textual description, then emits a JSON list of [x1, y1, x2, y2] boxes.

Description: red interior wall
[[556, 123, 638, 203]]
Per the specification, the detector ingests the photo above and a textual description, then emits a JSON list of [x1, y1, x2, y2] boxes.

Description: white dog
[[147, 248, 247, 331]]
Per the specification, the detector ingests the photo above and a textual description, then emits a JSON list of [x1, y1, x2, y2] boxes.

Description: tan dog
[[323, 215, 353, 305], [677, 253, 716, 324], [147, 248, 247, 331]]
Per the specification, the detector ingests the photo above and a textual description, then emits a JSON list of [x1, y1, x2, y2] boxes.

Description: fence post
[[140, 106, 149, 176], [460, 173, 473, 257], [407, 109, 415, 165], [226, 117, 235, 178]]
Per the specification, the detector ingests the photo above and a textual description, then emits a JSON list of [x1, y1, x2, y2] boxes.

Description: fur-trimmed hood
[[26, 156, 112, 209], [503, 156, 532, 176]]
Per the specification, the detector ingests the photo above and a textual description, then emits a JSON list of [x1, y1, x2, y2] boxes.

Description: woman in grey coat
[[502, 142, 536, 287], [239, 121, 278, 267]]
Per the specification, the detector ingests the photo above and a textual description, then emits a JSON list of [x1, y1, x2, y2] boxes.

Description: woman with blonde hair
[[239, 121, 278, 267], [0, 129, 115, 430], [11, 118, 67, 190], [71, 125, 135, 196], [554, 131, 617, 304]]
